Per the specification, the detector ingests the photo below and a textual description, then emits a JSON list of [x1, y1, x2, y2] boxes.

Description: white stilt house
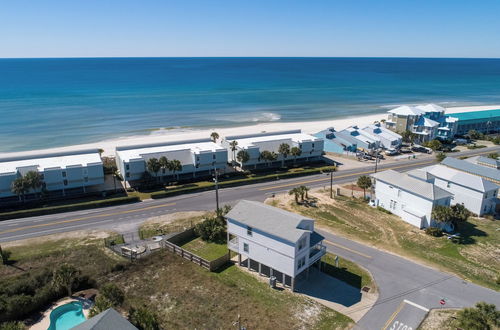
[[226, 200, 326, 291]]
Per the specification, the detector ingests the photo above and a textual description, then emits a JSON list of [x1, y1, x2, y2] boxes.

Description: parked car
[[411, 145, 432, 154], [385, 148, 398, 156], [399, 147, 412, 153]]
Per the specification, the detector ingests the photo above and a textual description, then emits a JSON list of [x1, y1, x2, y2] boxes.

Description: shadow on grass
[[456, 221, 488, 245]]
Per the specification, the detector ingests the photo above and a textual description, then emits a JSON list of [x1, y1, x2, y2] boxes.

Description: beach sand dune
[[1, 105, 498, 158]]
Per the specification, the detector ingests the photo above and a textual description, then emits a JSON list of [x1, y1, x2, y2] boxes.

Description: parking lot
[[383, 300, 430, 330]]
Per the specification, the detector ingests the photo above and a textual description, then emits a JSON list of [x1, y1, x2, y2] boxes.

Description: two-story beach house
[[115, 139, 228, 187], [0, 149, 104, 199], [371, 170, 453, 230], [441, 157, 500, 185], [226, 200, 326, 291], [408, 164, 499, 216], [221, 130, 324, 169]]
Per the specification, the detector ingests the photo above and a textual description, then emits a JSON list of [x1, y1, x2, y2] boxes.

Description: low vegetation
[[419, 302, 499, 330], [271, 189, 500, 290], [322, 254, 375, 291], [0, 235, 353, 329]]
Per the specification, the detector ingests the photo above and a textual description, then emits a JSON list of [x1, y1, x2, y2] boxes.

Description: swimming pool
[[48, 301, 86, 330]]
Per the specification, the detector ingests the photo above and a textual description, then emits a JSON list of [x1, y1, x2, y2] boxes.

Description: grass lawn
[[322, 253, 375, 291], [272, 190, 500, 291], [180, 236, 228, 260], [0, 236, 353, 329]]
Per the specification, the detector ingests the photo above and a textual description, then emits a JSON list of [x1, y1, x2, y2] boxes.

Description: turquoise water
[[48, 301, 86, 330], [1, 57, 500, 152]]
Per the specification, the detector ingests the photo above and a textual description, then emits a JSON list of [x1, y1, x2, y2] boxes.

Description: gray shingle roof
[[442, 157, 500, 183], [225, 200, 311, 243], [424, 164, 499, 193], [372, 170, 452, 200], [71, 308, 138, 330]]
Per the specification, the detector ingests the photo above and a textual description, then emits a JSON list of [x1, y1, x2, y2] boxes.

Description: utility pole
[[374, 150, 380, 173], [213, 168, 220, 216], [330, 169, 334, 199]]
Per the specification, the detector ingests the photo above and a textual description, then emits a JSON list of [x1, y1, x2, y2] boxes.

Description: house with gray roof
[[72, 308, 137, 330], [372, 170, 453, 230], [465, 156, 500, 170], [441, 157, 500, 184], [409, 165, 499, 216], [225, 200, 326, 291]]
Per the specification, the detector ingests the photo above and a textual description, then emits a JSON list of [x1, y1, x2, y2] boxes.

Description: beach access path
[[1, 146, 499, 330]]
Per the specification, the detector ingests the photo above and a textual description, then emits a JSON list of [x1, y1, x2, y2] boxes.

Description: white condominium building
[[115, 139, 228, 185], [0, 149, 104, 198], [221, 130, 324, 168]]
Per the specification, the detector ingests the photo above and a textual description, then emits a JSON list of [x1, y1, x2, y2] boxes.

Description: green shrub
[[194, 217, 226, 242], [425, 227, 443, 237], [0, 321, 26, 330], [435, 152, 446, 162], [129, 307, 160, 330], [467, 144, 487, 150]]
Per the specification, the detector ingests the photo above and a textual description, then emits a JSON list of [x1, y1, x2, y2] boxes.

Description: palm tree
[[159, 156, 169, 183], [357, 175, 372, 200], [259, 150, 274, 167], [298, 185, 309, 201], [290, 146, 302, 164], [11, 177, 29, 203], [168, 159, 182, 180], [278, 143, 291, 167], [52, 264, 80, 297], [98, 148, 104, 157], [24, 171, 43, 198], [401, 130, 417, 145], [236, 150, 250, 167], [210, 132, 219, 143], [432, 205, 453, 225], [229, 140, 238, 166], [288, 187, 301, 204], [146, 158, 161, 183]]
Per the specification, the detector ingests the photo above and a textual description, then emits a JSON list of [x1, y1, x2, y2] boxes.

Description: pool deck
[[29, 297, 91, 330]]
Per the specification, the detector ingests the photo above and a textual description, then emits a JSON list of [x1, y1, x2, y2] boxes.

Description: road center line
[[0, 202, 176, 235], [324, 239, 373, 259]]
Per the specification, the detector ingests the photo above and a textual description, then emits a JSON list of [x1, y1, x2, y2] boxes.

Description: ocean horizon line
[[1, 56, 500, 60]]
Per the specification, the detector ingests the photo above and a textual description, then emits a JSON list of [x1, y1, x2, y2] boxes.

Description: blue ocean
[[1, 57, 500, 152]]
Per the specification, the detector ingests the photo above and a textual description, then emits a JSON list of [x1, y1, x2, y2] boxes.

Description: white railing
[[228, 237, 239, 252], [309, 245, 326, 264]]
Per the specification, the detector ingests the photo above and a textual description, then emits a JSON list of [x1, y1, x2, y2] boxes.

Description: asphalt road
[[0, 146, 499, 329]]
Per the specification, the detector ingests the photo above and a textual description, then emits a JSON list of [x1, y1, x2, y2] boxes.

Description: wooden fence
[[164, 228, 230, 272]]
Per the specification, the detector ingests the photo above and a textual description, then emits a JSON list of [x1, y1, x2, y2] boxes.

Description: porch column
[[270, 268, 273, 277], [247, 258, 251, 271], [258, 263, 262, 276], [291, 277, 295, 292], [282, 273, 286, 286], [238, 254, 242, 266]]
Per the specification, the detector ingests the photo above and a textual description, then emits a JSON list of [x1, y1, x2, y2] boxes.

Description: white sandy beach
[[1, 104, 499, 158]]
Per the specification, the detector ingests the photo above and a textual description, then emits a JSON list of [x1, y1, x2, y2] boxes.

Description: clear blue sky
[[1, 0, 499, 58]]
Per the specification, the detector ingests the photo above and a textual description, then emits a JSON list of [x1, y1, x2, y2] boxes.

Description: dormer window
[[62, 171, 66, 177], [246, 226, 253, 236]]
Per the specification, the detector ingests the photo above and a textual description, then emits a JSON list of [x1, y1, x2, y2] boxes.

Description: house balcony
[[228, 237, 239, 252], [309, 244, 326, 265]]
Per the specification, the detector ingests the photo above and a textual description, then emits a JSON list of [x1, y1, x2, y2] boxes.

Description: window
[[84, 177, 88, 183], [243, 243, 249, 253], [63, 179, 68, 186], [312, 143, 315, 148], [246, 226, 253, 236], [126, 172, 130, 178], [196, 156, 200, 162], [125, 164, 129, 170], [62, 171, 66, 177], [213, 154, 216, 160], [447, 182, 450, 188], [298, 237, 306, 250], [297, 257, 306, 270]]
